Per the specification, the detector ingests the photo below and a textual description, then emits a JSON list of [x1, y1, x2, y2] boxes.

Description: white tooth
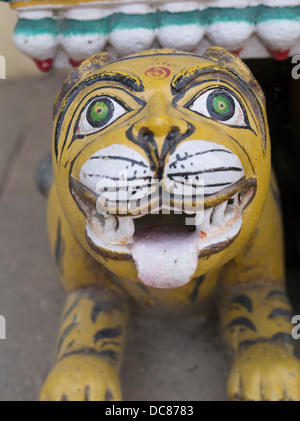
[[211, 202, 227, 227], [103, 214, 118, 238], [225, 198, 235, 221], [91, 213, 104, 235], [90, 213, 134, 246], [233, 193, 239, 206], [201, 207, 213, 232], [195, 211, 205, 227], [116, 217, 135, 244], [185, 211, 204, 227]]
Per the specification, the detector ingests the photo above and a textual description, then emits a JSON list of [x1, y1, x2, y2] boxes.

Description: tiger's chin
[[70, 176, 256, 289]]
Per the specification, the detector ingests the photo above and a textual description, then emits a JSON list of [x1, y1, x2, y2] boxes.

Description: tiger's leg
[[40, 287, 128, 401], [220, 283, 300, 401], [219, 185, 300, 401], [41, 185, 129, 401]]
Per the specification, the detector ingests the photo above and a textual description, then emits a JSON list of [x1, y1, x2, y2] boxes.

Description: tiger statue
[[40, 47, 300, 401]]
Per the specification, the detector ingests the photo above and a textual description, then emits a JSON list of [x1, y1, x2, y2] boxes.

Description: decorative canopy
[[4, 0, 300, 71]]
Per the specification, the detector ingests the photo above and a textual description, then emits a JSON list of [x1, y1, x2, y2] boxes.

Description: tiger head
[[52, 47, 270, 289]]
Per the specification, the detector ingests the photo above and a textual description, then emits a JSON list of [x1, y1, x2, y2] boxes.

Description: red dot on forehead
[[145, 66, 171, 80]]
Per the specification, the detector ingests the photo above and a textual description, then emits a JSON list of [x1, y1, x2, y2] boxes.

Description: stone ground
[[0, 74, 229, 401], [0, 74, 299, 402]]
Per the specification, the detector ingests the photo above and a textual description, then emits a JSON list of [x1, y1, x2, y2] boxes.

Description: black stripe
[[229, 295, 252, 313], [65, 339, 76, 351], [95, 72, 144, 92], [61, 295, 81, 324], [238, 339, 260, 349], [90, 155, 148, 168], [226, 317, 256, 332], [135, 282, 150, 295], [125, 125, 158, 173], [94, 326, 122, 344], [172, 65, 219, 91], [60, 347, 119, 364], [166, 178, 235, 190], [84, 385, 90, 402], [160, 123, 195, 174], [105, 389, 114, 401], [169, 149, 234, 168], [85, 174, 152, 182], [101, 341, 121, 349], [98, 349, 119, 362], [205, 182, 232, 187], [268, 308, 292, 320], [168, 167, 243, 178], [271, 332, 293, 345], [266, 290, 287, 300], [270, 182, 281, 211], [91, 301, 124, 323], [55, 219, 65, 275], [57, 315, 78, 354], [189, 275, 205, 303], [227, 135, 255, 174]]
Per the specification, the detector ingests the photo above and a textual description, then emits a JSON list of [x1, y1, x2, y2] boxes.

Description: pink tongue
[[131, 228, 199, 289]]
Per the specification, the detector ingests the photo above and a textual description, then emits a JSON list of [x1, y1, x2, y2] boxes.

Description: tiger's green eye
[[87, 98, 114, 128], [90, 102, 109, 122], [207, 90, 235, 122], [213, 96, 229, 115]]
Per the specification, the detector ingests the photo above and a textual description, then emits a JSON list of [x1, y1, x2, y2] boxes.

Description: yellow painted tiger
[[40, 47, 300, 401]]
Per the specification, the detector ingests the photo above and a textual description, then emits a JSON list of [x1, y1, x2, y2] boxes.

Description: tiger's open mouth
[[70, 176, 256, 289]]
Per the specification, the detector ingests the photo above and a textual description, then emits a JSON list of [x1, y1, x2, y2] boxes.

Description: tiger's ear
[[203, 46, 265, 107], [53, 52, 112, 120]]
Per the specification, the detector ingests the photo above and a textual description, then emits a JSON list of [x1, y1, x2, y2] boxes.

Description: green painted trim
[[14, 18, 58, 36], [158, 10, 202, 26], [59, 17, 109, 35], [257, 5, 300, 22], [13, 6, 300, 38], [110, 12, 157, 30], [203, 6, 257, 24]]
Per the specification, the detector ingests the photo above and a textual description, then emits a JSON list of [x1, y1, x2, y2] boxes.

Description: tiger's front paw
[[40, 355, 122, 401], [228, 343, 300, 401]]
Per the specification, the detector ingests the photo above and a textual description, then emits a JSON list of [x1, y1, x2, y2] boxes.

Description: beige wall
[[0, 3, 40, 78]]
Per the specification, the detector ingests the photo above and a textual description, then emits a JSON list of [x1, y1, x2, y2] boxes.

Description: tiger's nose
[[133, 92, 189, 139]]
